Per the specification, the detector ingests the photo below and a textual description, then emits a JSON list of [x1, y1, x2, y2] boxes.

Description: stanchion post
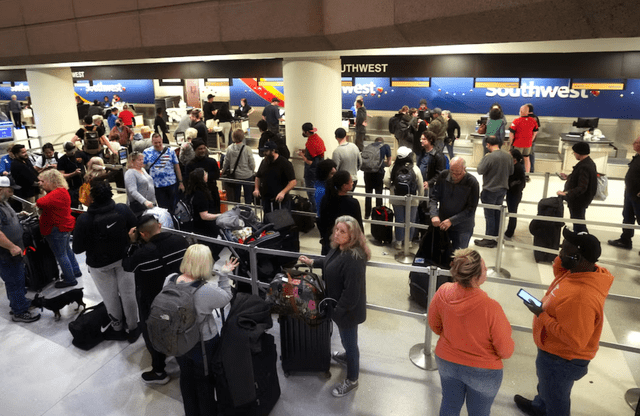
[[487, 205, 511, 279], [395, 194, 414, 264], [543, 172, 550, 199], [409, 265, 439, 371], [249, 245, 259, 296]]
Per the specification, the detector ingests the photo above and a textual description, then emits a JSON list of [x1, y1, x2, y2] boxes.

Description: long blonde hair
[[330, 215, 371, 261], [84, 157, 105, 182]]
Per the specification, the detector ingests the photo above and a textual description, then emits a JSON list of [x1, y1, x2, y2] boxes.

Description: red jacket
[[36, 187, 75, 235], [428, 282, 514, 369], [533, 256, 614, 360], [119, 110, 135, 127], [509, 115, 539, 148]]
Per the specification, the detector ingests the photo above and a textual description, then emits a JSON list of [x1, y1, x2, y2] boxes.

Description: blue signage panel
[[0, 80, 155, 104]]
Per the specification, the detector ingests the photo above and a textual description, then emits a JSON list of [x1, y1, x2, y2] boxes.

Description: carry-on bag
[[290, 195, 315, 233], [266, 264, 325, 324], [68, 302, 111, 351], [370, 205, 394, 244], [278, 314, 332, 378], [264, 200, 296, 232], [21, 214, 59, 291], [529, 196, 564, 263], [409, 226, 453, 308]]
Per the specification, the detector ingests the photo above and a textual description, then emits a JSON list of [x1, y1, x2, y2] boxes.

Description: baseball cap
[[562, 227, 601, 263], [302, 122, 317, 133], [207, 94, 215, 99], [335, 128, 347, 139], [0, 176, 21, 189], [397, 146, 412, 159], [572, 141, 590, 155], [260, 141, 278, 151]]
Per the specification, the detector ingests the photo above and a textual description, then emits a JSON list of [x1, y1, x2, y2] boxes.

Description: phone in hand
[[517, 289, 542, 308]]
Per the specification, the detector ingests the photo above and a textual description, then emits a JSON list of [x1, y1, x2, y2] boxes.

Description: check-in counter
[[559, 133, 613, 174]]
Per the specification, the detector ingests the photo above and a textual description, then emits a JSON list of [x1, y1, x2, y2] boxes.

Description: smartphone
[[555, 172, 565, 179], [119, 147, 128, 165], [517, 289, 542, 308]]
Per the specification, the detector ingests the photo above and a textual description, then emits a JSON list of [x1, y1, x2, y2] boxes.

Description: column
[[282, 57, 343, 180], [26, 68, 79, 147]]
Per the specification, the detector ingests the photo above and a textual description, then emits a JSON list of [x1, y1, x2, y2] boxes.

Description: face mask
[[116, 122, 121, 127]]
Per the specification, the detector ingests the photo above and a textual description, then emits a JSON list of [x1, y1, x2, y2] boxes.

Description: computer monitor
[[573, 117, 599, 130], [0, 122, 13, 142]]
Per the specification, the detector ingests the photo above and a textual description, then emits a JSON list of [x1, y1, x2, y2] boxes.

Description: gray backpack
[[361, 143, 383, 173], [147, 274, 205, 358]]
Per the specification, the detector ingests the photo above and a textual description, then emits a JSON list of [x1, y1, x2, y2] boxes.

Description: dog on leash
[[31, 289, 86, 321]]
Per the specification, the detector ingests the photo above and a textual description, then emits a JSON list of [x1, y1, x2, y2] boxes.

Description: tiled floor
[[1, 172, 638, 416]]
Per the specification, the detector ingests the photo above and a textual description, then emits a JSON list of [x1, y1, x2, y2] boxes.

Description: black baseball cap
[[562, 227, 601, 263]]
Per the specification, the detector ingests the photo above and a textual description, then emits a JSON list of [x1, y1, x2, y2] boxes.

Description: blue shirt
[[107, 114, 118, 130], [0, 155, 12, 175], [143, 146, 179, 188]]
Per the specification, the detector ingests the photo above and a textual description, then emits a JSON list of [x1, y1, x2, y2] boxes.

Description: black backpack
[[394, 118, 411, 142], [393, 163, 418, 196], [84, 127, 100, 151], [91, 209, 128, 264]]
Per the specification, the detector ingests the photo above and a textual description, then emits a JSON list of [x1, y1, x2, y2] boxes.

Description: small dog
[[31, 289, 86, 321]]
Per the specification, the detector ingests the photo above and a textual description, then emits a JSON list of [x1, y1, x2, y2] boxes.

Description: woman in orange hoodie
[[428, 249, 514, 416]]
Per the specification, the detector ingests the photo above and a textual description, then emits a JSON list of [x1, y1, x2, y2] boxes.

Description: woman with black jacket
[[214, 103, 234, 146], [505, 149, 526, 239]]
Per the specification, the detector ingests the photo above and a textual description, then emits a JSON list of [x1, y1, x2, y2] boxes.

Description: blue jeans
[[620, 190, 640, 241], [305, 178, 317, 213], [531, 349, 590, 416], [0, 254, 31, 314], [155, 183, 177, 215], [45, 227, 80, 284], [481, 189, 507, 237], [436, 356, 503, 416], [338, 325, 359, 381], [176, 336, 219, 416], [448, 225, 473, 250], [445, 143, 454, 160], [393, 204, 417, 243]]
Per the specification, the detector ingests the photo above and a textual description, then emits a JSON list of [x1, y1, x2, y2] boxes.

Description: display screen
[[0, 122, 13, 140]]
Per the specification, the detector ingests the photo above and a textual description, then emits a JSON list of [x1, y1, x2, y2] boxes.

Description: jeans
[[393, 203, 417, 243], [449, 225, 473, 250], [568, 203, 588, 233], [45, 227, 80, 284], [445, 143, 454, 160], [364, 171, 384, 218], [338, 325, 360, 381], [155, 183, 177, 215], [531, 349, 590, 416], [304, 178, 317, 213], [176, 336, 219, 416], [435, 356, 503, 416], [0, 254, 31, 314], [228, 179, 254, 205], [505, 190, 523, 237], [481, 189, 507, 237], [620, 190, 640, 241]]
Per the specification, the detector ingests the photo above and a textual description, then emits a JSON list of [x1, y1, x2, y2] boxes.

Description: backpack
[[388, 116, 399, 134], [393, 118, 411, 142], [393, 163, 418, 196], [361, 143, 384, 173], [174, 196, 194, 228], [91, 209, 128, 265], [84, 127, 100, 151], [444, 154, 450, 170], [146, 274, 206, 357]]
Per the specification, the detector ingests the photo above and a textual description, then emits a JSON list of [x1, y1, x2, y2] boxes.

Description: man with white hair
[[508, 104, 539, 173]]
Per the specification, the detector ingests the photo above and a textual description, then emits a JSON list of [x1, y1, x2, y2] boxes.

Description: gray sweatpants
[[89, 260, 139, 332]]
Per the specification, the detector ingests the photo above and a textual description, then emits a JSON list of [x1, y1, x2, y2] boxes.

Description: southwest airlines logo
[[11, 83, 29, 92], [86, 82, 125, 93], [342, 82, 377, 95], [486, 81, 589, 99]]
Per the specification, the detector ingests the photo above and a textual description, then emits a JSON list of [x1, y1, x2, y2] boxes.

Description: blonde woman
[[124, 151, 156, 215], [168, 244, 238, 416], [299, 215, 370, 397], [36, 169, 82, 288], [428, 248, 514, 416]]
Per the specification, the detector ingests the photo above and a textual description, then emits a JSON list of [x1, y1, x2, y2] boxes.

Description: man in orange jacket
[[515, 228, 614, 416]]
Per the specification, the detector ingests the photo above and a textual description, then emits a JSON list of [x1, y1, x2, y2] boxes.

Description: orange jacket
[[533, 257, 614, 360], [428, 282, 514, 369]]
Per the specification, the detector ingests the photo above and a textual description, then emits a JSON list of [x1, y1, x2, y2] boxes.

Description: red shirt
[[119, 110, 135, 127], [509, 115, 539, 148], [36, 187, 75, 235]]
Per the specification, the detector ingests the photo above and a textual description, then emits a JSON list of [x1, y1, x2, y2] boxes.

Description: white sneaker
[[332, 379, 359, 397]]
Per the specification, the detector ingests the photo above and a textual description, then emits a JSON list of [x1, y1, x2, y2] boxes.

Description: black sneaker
[[103, 326, 128, 341], [514, 394, 544, 416], [55, 280, 78, 289], [12, 311, 41, 323], [127, 326, 141, 344], [141, 371, 170, 385], [607, 239, 632, 249], [474, 238, 497, 248]]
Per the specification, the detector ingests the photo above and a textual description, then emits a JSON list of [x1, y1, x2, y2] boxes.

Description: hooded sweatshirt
[[533, 256, 614, 361], [428, 282, 514, 369]]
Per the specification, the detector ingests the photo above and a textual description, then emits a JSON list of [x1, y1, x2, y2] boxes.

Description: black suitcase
[[529, 196, 564, 263], [409, 226, 453, 308], [21, 215, 59, 291], [279, 315, 332, 377], [371, 206, 394, 244], [291, 195, 315, 233], [215, 333, 281, 416]]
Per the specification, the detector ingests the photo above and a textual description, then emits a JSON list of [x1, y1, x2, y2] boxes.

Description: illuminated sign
[[571, 82, 624, 90], [486, 81, 589, 99], [475, 81, 520, 89], [391, 80, 430, 87], [341, 63, 389, 74], [259, 80, 283, 87]]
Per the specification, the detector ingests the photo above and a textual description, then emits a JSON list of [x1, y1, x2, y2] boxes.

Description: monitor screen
[[0, 122, 13, 141], [573, 117, 599, 129]]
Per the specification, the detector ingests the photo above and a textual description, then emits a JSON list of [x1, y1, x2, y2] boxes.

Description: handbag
[[222, 145, 245, 179], [265, 200, 296, 231], [266, 264, 326, 325], [478, 123, 487, 135]]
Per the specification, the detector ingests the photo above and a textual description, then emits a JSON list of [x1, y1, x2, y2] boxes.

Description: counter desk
[[559, 133, 614, 174]]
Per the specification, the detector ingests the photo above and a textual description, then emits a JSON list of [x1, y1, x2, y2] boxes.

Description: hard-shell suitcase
[[279, 314, 332, 378], [409, 226, 453, 308], [371, 206, 394, 244], [21, 215, 59, 291]]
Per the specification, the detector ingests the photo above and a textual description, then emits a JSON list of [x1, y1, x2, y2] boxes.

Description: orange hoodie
[[428, 282, 514, 369], [533, 257, 614, 361]]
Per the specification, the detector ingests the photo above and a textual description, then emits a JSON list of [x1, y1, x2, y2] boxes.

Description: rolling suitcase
[[409, 226, 453, 308], [290, 195, 315, 233], [279, 315, 332, 378], [21, 215, 59, 291], [371, 206, 394, 244], [529, 196, 564, 263]]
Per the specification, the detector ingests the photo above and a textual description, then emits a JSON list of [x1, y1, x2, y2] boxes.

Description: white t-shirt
[[36, 153, 59, 169]]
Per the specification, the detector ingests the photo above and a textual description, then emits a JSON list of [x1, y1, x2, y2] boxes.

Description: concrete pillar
[[282, 57, 342, 183], [26, 68, 79, 147]]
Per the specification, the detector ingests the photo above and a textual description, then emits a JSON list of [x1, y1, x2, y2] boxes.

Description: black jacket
[[625, 154, 640, 197], [563, 156, 597, 209]]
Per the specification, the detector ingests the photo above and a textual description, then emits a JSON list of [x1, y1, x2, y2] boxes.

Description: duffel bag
[[266, 264, 326, 324], [68, 302, 111, 351]]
